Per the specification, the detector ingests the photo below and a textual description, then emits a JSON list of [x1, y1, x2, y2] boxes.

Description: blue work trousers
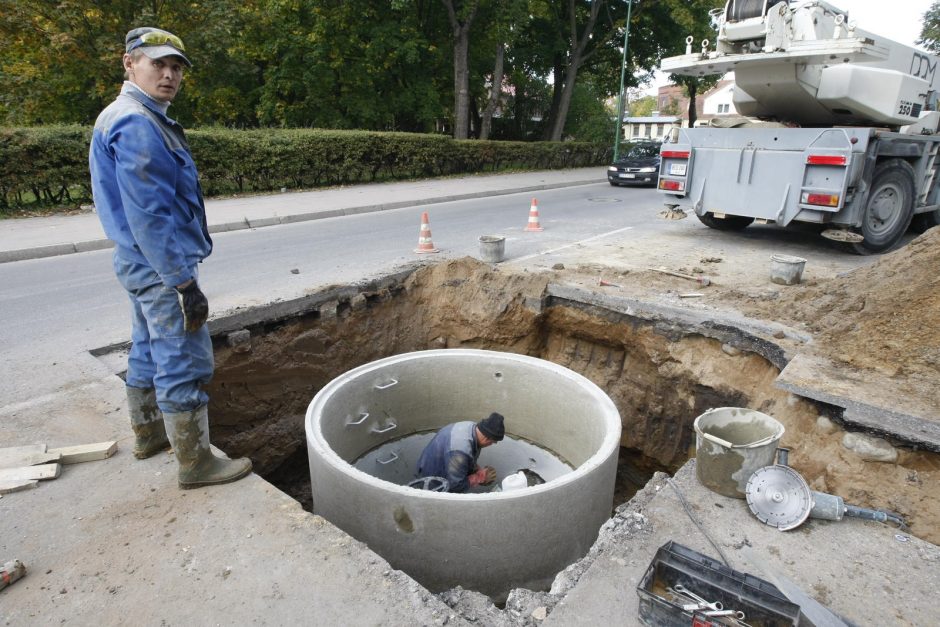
[[114, 254, 213, 413]]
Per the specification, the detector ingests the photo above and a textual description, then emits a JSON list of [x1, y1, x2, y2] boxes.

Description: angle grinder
[[745, 449, 907, 531]]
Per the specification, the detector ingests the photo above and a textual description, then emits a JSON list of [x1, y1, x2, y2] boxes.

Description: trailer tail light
[[806, 155, 847, 166], [801, 192, 840, 207], [661, 150, 690, 159], [659, 180, 686, 192]]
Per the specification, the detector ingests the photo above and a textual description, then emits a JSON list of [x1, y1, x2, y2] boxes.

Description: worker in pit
[[416, 413, 505, 493], [89, 27, 251, 489]]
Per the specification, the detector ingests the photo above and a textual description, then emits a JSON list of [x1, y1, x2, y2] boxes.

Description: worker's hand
[[175, 280, 209, 332], [481, 466, 496, 484], [483, 466, 496, 484]]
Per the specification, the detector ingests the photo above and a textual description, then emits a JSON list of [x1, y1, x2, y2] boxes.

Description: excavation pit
[[202, 258, 939, 599]]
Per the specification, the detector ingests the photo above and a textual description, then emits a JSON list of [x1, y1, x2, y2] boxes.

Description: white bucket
[[501, 471, 527, 492], [770, 254, 806, 285], [693, 407, 785, 498], [479, 235, 506, 263]]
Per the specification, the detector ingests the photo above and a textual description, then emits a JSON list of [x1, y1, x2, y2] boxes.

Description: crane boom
[[660, 0, 939, 127]]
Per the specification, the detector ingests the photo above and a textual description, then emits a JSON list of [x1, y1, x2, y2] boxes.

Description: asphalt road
[[0, 183, 664, 403]]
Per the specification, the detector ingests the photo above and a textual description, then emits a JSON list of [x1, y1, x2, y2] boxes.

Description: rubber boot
[[163, 405, 252, 489], [127, 386, 170, 459]]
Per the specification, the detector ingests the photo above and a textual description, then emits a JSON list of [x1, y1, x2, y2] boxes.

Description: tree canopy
[[0, 0, 721, 140], [919, 1, 940, 52]]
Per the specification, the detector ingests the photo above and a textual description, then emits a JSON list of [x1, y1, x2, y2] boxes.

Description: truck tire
[[852, 159, 915, 254], [696, 212, 755, 230]]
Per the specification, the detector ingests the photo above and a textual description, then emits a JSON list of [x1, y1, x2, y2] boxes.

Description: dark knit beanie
[[477, 412, 505, 441]]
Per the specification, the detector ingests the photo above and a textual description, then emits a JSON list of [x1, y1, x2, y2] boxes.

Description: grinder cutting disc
[[745, 465, 814, 531]]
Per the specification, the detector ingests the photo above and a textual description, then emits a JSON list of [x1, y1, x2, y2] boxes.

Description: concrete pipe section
[[305, 349, 622, 600]]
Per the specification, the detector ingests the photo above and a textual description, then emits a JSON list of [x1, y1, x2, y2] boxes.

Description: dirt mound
[[779, 228, 940, 381]]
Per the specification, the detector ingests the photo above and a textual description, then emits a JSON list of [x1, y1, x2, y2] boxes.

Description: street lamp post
[[612, 0, 634, 162]]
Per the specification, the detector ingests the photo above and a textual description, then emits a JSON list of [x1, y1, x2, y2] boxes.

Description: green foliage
[[239, 1, 449, 131], [657, 0, 725, 125], [919, 1, 940, 52], [0, 0, 724, 143], [0, 0, 450, 131], [0, 2, 128, 124], [629, 96, 657, 117], [0, 0, 722, 216], [565, 82, 617, 143], [658, 96, 680, 116], [0, 126, 92, 209], [0, 126, 610, 213]]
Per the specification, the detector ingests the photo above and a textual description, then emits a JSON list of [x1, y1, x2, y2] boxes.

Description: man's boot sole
[[178, 464, 253, 489]]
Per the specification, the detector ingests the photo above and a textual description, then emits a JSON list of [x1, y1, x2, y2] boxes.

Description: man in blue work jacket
[[416, 413, 505, 493], [89, 27, 251, 489]]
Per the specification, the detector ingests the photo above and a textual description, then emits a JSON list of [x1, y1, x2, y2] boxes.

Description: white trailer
[[657, 0, 940, 253]]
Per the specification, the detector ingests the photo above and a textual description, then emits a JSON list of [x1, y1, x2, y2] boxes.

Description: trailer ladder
[[917, 141, 940, 206]]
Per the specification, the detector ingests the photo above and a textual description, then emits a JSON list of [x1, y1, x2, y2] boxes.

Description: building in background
[[622, 114, 681, 141], [699, 81, 737, 123], [653, 79, 737, 128], [619, 78, 740, 141]]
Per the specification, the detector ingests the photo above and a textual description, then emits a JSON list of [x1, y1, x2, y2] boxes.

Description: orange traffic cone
[[414, 211, 440, 254], [524, 198, 544, 232]]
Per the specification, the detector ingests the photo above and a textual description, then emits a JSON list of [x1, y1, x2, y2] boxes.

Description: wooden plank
[[48, 441, 118, 464], [0, 560, 27, 591], [0, 452, 61, 470], [0, 464, 61, 482], [0, 444, 47, 465], [0, 479, 39, 495]]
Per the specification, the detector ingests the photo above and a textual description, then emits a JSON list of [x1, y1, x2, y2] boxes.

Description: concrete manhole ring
[[305, 348, 622, 600]]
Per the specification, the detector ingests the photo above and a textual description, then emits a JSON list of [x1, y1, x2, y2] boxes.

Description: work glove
[[469, 466, 496, 487], [175, 281, 209, 333], [481, 466, 496, 484]]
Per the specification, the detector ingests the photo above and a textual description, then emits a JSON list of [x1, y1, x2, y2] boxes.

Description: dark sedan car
[[607, 142, 661, 186]]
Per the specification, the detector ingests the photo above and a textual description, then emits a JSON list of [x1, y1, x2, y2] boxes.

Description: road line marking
[[512, 226, 635, 263]]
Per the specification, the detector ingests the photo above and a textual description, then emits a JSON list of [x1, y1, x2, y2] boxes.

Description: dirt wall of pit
[[205, 259, 940, 544]]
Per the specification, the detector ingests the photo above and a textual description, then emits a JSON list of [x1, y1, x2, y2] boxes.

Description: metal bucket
[[479, 235, 506, 263], [693, 407, 785, 498], [770, 254, 806, 285]]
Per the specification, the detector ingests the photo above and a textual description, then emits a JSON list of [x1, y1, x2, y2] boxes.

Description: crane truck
[[656, 0, 940, 253]]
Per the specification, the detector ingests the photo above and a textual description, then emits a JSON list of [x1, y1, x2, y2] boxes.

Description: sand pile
[[782, 228, 940, 384]]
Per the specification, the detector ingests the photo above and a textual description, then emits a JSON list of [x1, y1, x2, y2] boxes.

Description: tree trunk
[[687, 82, 698, 128], [546, 0, 605, 142], [442, 1, 478, 140], [541, 61, 565, 140], [480, 42, 505, 141], [452, 27, 471, 139], [469, 96, 481, 138], [548, 58, 583, 141]]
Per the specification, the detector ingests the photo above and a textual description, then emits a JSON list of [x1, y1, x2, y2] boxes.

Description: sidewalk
[[0, 168, 605, 263]]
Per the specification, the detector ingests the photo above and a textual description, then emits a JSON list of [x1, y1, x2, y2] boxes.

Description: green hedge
[[0, 126, 612, 213]]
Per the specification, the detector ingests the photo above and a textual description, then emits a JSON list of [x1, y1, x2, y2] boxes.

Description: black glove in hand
[[175, 281, 209, 332]]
